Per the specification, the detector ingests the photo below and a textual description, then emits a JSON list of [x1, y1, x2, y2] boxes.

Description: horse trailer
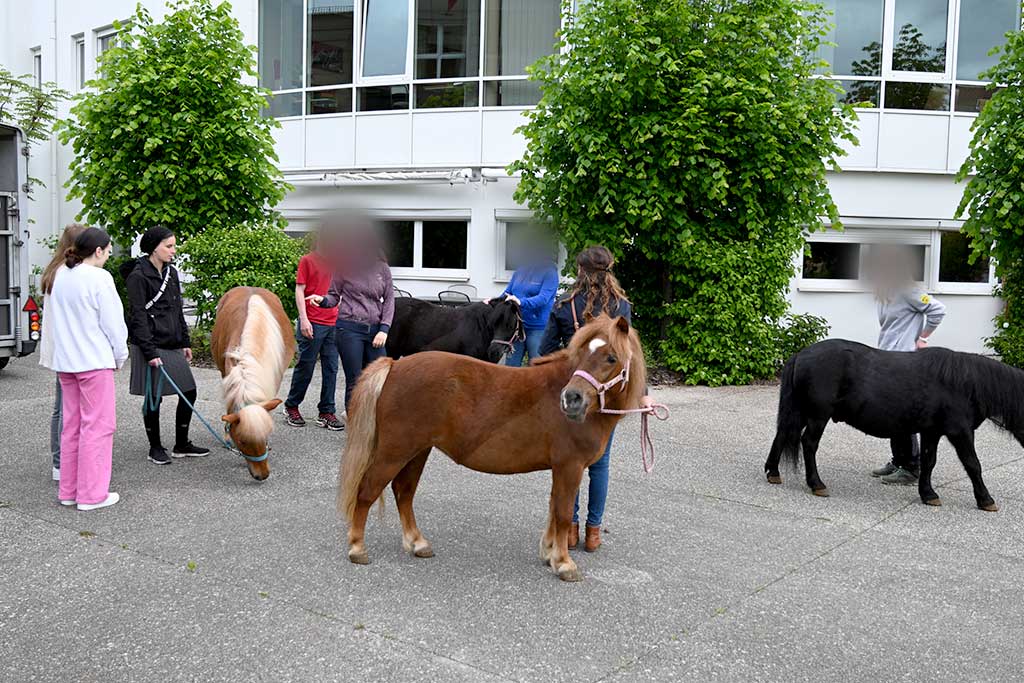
[[0, 123, 39, 372]]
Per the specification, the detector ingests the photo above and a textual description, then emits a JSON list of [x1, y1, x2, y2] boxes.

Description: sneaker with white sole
[[77, 492, 119, 511], [52, 467, 60, 482], [59, 499, 76, 506], [172, 442, 211, 458], [148, 447, 172, 465]]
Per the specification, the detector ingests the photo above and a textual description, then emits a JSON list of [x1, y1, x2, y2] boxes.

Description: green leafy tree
[[57, 0, 289, 248], [0, 66, 69, 193], [180, 222, 303, 332], [956, 15, 1024, 365], [512, 0, 854, 385]]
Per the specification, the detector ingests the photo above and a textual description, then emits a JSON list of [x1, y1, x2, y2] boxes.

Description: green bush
[[774, 313, 831, 371], [179, 223, 303, 337], [511, 0, 855, 386]]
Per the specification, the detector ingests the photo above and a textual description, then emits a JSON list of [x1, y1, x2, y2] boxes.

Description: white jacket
[[46, 263, 129, 373], [38, 265, 61, 370]]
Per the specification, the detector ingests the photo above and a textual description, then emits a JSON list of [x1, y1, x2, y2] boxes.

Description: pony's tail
[[775, 355, 804, 470], [337, 357, 394, 524]]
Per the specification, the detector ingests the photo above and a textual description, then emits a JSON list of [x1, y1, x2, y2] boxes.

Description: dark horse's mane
[[923, 348, 1024, 434]]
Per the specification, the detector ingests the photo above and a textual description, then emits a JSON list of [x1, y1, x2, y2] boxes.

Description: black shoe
[[314, 413, 345, 431], [871, 461, 897, 477], [172, 442, 211, 458], [148, 447, 172, 465]]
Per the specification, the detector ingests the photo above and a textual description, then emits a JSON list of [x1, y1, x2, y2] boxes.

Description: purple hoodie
[[320, 261, 395, 332]]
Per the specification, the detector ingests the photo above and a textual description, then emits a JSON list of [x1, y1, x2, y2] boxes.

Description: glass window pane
[[0, 235, 9, 299], [77, 41, 86, 89], [262, 91, 304, 118], [803, 242, 860, 279], [357, 85, 410, 111], [308, 0, 355, 86], [414, 82, 478, 108], [955, 84, 998, 113], [484, 0, 560, 76], [884, 82, 950, 110], [381, 220, 414, 267], [483, 79, 541, 106], [260, 0, 304, 90], [307, 88, 353, 115], [957, 0, 1019, 81], [892, 0, 947, 73], [363, 0, 410, 77], [416, 0, 480, 79], [815, 0, 884, 76], [833, 79, 880, 108], [939, 232, 989, 283], [423, 220, 467, 269]]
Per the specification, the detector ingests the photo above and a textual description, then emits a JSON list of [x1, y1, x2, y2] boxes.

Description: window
[[938, 231, 989, 284], [483, 0, 560, 106], [309, 0, 354, 86], [803, 242, 861, 280], [379, 217, 469, 274], [31, 50, 42, 88], [74, 37, 86, 90], [823, 0, 1019, 114], [97, 30, 120, 56], [362, 0, 410, 78], [415, 0, 480, 79], [260, 0, 304, 100]]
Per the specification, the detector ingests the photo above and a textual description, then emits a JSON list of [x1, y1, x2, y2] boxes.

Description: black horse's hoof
[[923, 497, 942, 507], [766, 473, 782, 485], [979, 501, 1000, 512], [811, 487, 830, 498]]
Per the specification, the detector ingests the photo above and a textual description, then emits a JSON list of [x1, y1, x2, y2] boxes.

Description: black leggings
[[143, 390, 196, 450]]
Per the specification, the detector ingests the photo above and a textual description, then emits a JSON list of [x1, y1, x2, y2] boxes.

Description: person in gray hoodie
[[868, 244, 947, 485]]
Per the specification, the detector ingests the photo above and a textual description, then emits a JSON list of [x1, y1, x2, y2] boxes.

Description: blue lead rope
[[143, 364, 269, 463]]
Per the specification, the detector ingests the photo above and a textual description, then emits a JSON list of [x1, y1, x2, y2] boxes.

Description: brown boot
[[584, 525, 602, 552], [568, 523, 579, 549]]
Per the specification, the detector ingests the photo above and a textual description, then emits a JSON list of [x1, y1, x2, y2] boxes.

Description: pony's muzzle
[[247, 462, 270, 481], [560, 388, 588, 423]]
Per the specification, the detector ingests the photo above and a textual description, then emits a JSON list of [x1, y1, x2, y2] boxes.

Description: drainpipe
[[48, 0, 59, 244]]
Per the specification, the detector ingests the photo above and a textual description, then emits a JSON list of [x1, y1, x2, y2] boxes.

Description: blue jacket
[[539, 294, 632, 356], [503, 264, 559, 331]]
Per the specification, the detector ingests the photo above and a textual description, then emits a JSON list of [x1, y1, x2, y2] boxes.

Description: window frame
[[95, 26, 121, 56], [73, 35, 86, 90], [368, 210, 472, 281], [931, 227, 996, 295], [31, 48, 42, 88], [882, 0, 956, 82], [358, 0, 414, 85], [798, 228, 932, 292]]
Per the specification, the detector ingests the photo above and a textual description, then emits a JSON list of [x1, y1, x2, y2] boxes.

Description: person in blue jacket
[[487, 237, 559, 367], [539, 245, 652, 552]]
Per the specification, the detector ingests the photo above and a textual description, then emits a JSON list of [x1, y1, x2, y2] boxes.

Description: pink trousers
[[57, 369, 116, 505]]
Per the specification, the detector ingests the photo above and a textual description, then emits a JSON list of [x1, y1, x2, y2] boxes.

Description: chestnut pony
[[337, 315, 646, 582], [211, 287, 295, 480]]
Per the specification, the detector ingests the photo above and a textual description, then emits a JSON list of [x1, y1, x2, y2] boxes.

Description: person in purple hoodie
[[486, 236, 559, 367], [308, 225, 395, 412]]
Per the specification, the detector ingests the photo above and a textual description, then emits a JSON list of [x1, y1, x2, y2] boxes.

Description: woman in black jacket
[[123, 225, 208, 465]]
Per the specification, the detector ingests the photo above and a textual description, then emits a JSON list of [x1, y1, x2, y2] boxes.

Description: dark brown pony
[[337, 315, 646, 581], [211, 287, 296, 480]]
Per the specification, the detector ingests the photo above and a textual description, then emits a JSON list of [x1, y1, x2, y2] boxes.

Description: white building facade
[[1, 0, 1018, 353]]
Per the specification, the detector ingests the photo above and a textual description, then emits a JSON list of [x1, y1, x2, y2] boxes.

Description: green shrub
[[774, 313, 831, 370]]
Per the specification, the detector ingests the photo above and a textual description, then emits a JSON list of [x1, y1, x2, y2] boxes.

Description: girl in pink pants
[[48, 228, 129, 511]]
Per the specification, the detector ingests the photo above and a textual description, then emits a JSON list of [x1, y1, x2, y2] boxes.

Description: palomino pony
[[765, 338, 1024, 511], [338, 315, 646, 581], [211, 287, 295, 480], [385, 295, 523, 363]]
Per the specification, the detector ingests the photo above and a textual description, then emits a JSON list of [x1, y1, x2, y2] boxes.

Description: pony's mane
[[535, 314, 647, 409], [924, 348, 1024, 433], [233, 404, 274, 444], [222, 294, 287, 413]]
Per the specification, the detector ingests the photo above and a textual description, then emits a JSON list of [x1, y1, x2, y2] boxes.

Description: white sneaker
[[59, 499, 76, 506], [52, 467, 60, 481], [77, 492, 120, 511]]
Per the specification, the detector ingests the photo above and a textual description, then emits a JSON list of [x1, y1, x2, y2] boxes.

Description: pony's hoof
[[766, 474, 782, 485], [413, 545, 434, 558], [979, 502, 1000, 512], [923, 497, 942, 507], [348, 550, 371, 565], [811, 487, 830, 497], [557, 566, 583, 582]]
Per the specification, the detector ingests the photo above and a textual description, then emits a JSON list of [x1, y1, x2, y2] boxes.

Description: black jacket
[[539, 294, 632, 356], [122, 257, 191, 360]]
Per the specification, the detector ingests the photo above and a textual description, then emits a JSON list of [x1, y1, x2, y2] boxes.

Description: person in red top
[[283, 236, 343, 430]]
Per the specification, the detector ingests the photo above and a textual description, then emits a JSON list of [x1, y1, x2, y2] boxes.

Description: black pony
[[386, 295, 523, 363], [764, 339, 1024, 511]]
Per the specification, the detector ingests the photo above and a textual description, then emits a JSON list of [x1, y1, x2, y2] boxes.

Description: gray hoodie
[[877, 289, 946, 352]]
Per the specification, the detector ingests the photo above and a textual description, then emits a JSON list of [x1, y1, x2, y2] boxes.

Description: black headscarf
[[140, 225, 174, 254]]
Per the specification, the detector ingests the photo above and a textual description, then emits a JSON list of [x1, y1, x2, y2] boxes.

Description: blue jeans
[[337, 319, 386, 410], [285, 322, 339, 415], [505, 328, 545, 367], [574, 428, 614, 527]]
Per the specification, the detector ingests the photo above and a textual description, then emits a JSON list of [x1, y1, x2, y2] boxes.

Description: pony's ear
[[222, 413, 240, 425], [262, 398, 283, 413], [615, 316, 630, 333]]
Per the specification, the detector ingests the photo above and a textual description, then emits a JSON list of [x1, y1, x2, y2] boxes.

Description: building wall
[[2, 0, 1015, 355]]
